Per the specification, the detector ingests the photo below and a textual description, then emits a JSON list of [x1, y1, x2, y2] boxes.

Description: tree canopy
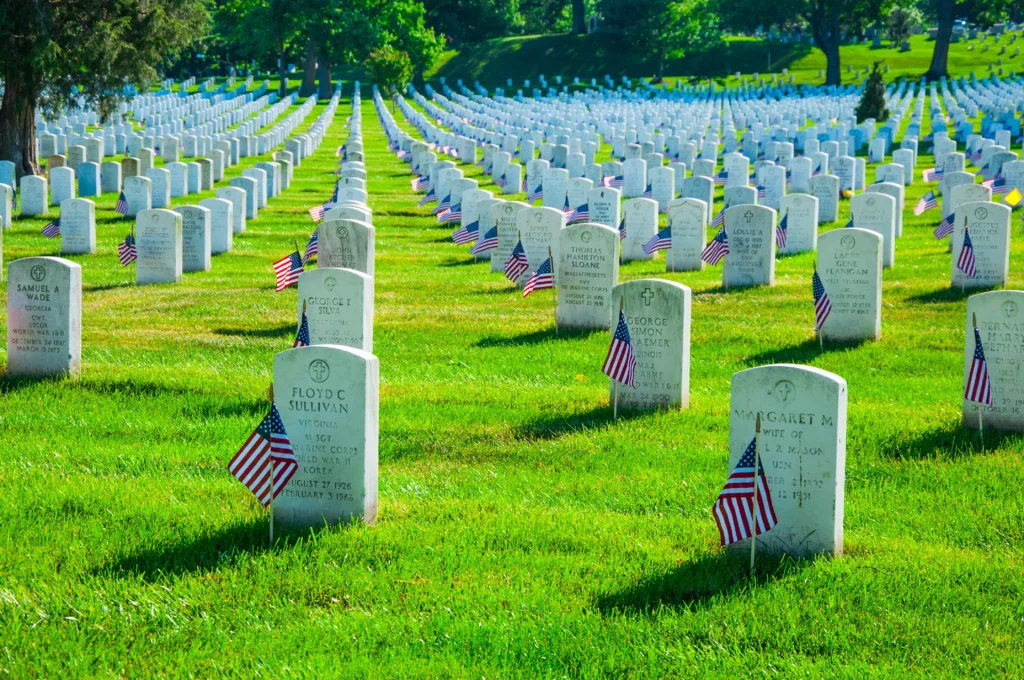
[[0, 0, 209, 176]]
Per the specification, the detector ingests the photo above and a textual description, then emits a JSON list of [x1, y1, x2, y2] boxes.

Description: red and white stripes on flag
[[712, 437, 778, 546], [812, 270, 832, 332], [602, 310, 637, 389], [965, 327, 993, 406], [227, 403, 298, 506]]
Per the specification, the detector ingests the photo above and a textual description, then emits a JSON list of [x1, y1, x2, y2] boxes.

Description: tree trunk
[[809, 2, 842, 86], [656, 53, 665, 82], [278, 45, 289, 96], [927, 0, 955, 80], [299, 39, 319, 97], [317, 56, 333, 100], [0, 78, 39, 180], [571, 0, 587, 34]]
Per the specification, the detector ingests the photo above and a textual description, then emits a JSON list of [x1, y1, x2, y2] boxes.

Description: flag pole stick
[[960, 217, 967, 295], [613, 296, 623, 421], [750, 412, 762, 579], [549, 246, 558, 333], [268, 384, 275, 546], [815, 259, 823, 352], [973, 312, 984, 450]]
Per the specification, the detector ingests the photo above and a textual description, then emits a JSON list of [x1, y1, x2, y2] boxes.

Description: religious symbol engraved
[[30, 265, 46, 282], [308, 359, 330, 383], [641, 288, 654, 306], [773, 380, 795, 403], [975, 206, 989, 220], [1003, 300, 1018, 318]]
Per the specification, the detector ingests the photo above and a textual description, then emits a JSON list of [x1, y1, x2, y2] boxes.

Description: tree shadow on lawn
[[439, 257, 490, 268], [476, 326, 602, 348], [743, 337, 868, 367], [877, 421, 1021, 461], [597, 552, 809, 613]]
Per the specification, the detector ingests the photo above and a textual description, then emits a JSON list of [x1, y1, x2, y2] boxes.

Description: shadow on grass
[[476, 326, 602, 348], [84, 282, 136, 293], [878, 421, 1019, 460], [743, 338, 868, 367], [213, 323, 295, 339], [906, 286, 997, 304], [597, 552, 808, 613], [514, 403, 646, 440], [99, 519, 275, 581], [439, 257, 489, 268]]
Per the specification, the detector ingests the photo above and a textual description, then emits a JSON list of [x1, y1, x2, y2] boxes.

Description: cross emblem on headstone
[[744, 210, 754, 222], [641, 288, 654, 306]]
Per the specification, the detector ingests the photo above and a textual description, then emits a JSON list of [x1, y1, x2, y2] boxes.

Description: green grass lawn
[[1, 90, 1023, 677], [427, 32, 1020, 88]]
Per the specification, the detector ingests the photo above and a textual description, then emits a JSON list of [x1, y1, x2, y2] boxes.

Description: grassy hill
[[426, 32, 1017, 87]]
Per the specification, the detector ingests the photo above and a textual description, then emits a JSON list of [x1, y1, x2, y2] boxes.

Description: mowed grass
[[0, 90, 1023, 677], [428, 32, 1020, 87]]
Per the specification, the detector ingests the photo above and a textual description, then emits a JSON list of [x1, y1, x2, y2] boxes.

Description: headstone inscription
[[6, 257, 82, 377], [135, 209, 183, 285], [297, 268, 374, 352], [610, 279, 691, 411], [272, 345, 379, 527], [728, 364, 848, 558], [816, 228, 882, 342], [963, 291, 1024, 432], [556, 223, 619, 329]]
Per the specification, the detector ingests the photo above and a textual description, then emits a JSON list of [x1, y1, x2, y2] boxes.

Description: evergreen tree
[[856, 62, 889, 123]]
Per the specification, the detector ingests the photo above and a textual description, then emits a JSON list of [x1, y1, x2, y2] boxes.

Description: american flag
[[983, 176, 1007, 195], [713, 170, 729, 185], [273, 251, 303, 291], [227, 403, 298, 507], [115, 191, 129, 217], [642, 226, 671, 254], [812, 270, 832, 331], [494, 172, 508, 189], [118, 232, 137, 265], [776, 214, 788, 249], [504, 239, 529, 281], [293, 311, 310, 348], [711, 203, 729, 228], [970, 149, 983, 164], [411, 175, 429, 191], [602, 310, 636, 389], [922, 166, 944, 182], [309, 204, 326, 222], [42, 217, 60, 238], [521, 175, 529, 192], [433, 193, 452, 216], [522, 257, 554, 296], [641, 183, 653, 199], [601, 175, 624, 188], [618, 217, 626, 241], [440, 202, 462, 223], [303, 229, 318, 264], [914, 190, 939, 215], [527, 183, 543, 203], [712, 436, 778, 546], [335, 144, 345, 158], [451, 218, 479, 244], [568, 202, 589, 223], [756, 185, 766, 198], [964, 326, 993, 405], [561, 195, 574, 216], [470, 226, 498, 255], [956, 226, 977, 278], [701, 226, 729, 265], [934, 213, 955, 239], [418, 187, 437, 207]]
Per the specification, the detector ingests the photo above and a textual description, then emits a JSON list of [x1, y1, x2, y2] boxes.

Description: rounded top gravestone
[[317, 219, 375, 276], [6, 256, 82, 377], [728, 364, 848, 558], [273, 345, 380, 528]]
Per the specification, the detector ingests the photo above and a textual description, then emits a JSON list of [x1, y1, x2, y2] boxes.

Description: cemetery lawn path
[[0, 93, 1022, 678]]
